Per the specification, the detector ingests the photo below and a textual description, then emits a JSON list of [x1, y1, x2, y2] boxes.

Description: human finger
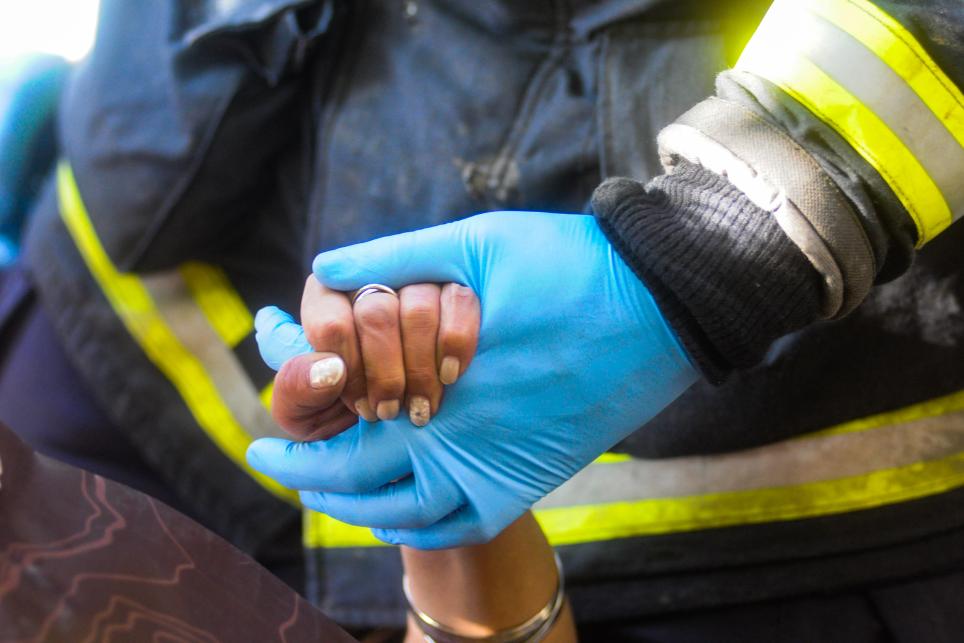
[[353, 289, 405, 421], [269, 352, 359, 440], [398, 284, 442, 427], [437, 283, 481, 385], [301, 275, 374, 422]]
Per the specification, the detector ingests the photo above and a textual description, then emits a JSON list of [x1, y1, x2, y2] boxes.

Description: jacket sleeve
[[592, 0, 964, 382]]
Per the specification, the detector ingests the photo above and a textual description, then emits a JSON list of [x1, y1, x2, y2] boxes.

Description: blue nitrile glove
[[248, 212, 698, 548], [254, 306, 311, 370]]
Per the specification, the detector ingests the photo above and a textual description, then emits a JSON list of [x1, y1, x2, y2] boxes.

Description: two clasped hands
[[248, 211, 698, 549]]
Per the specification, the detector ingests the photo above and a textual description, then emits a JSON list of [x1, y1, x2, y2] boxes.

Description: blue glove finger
[[372, 504, 500, 550], [246, 425, 411, 494], [254, 306, 313, 370], [312, 218, 473, 292], [299, 475, 465, 530]]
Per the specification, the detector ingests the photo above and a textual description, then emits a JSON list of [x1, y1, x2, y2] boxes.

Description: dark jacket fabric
[[21, 0, 964, 627], [594, 0, 964, 383]]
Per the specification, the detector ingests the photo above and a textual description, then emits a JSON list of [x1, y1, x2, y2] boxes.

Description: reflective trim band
[[798, 14, 964, 237], [304, 390, 964, 549], [535, 449, 964, 545], [305, 510, 382, 548], [803, 387, 964, 440], [793, 8, 964, 240], [260, 381, 275, 411], [808, 0, 964, 151], [57, 162, 298, 506], [539, 414, 964, 508], [178, 261, 253, 348], [141, 272, 287, 443], [737, 0, 964, 245], [305, 449, 964, 549], [593, 452, 631, 465]]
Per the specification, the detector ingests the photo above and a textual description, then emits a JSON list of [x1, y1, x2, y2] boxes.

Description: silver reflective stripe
[[537, 410, 964, 509], [736, 0, 964, 244], [143, 272, 287, 442], [800, 11, 964, 223]]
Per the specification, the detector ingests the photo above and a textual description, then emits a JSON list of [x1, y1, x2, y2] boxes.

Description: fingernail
[[439, 356, 460, 385], [377, 399, 400, 421], [309, 357, 345, 389], [409, 396, 431, 427], [355, 398, 377, 422]]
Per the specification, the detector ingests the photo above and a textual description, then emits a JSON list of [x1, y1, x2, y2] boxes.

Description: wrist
[[401, 512, 573, 641], [401, 512, 557, 632]]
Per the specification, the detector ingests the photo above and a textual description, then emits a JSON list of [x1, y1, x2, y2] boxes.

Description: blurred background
[[0, 0, 99, 63], [0, 0, 99, 265]]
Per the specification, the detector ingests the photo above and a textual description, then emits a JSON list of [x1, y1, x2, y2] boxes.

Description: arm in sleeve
[[592, 0, 964, 381]]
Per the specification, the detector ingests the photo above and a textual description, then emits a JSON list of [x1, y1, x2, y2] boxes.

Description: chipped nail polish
[[309, 357, 345, 389], [409, 396, 431, 427]]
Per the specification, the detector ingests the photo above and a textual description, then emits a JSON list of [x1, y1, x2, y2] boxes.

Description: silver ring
[[351, 283, 399, 306]]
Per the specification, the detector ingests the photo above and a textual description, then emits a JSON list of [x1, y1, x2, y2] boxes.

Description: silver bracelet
[[403, 552, 565, 643]]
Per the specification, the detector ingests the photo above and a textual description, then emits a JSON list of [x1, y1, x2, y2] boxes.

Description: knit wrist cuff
[[592, 161, 824, 382]]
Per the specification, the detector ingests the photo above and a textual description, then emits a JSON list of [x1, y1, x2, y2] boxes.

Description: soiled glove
[[248, 211, 698, 548]]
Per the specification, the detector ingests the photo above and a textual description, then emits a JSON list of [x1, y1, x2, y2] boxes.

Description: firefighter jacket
[[21, 0, 964, 628]]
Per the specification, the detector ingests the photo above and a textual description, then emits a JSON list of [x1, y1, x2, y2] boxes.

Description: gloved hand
[[247, 211, 698, 548]]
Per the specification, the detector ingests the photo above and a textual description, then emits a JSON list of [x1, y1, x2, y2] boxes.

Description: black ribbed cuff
[[592, 161, 823, 383]]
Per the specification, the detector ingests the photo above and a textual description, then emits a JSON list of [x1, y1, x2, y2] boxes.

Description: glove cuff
[[592, 160, 823, 382]]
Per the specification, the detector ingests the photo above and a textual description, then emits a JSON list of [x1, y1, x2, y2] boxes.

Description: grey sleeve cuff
[[656, 96, 876, 319]]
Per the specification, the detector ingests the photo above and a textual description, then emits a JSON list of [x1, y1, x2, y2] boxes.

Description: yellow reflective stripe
[[801, 388, 964, 440], [592, 452, 632, 464], [305, 448, 964, 548], [305, 510, 382, 548], [808, 0, 964, 151], [534, 449, 964, 545], [178, 261, 253, 348], [260, 381, 274, 411], [737, 0, 954, 244], [57, 162, 298, 506], [304, 387, 964, 549], [784, 57, 949, 243]]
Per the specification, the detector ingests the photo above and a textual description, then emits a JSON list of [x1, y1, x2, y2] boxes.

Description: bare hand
[[261, 276, 480, 441]]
